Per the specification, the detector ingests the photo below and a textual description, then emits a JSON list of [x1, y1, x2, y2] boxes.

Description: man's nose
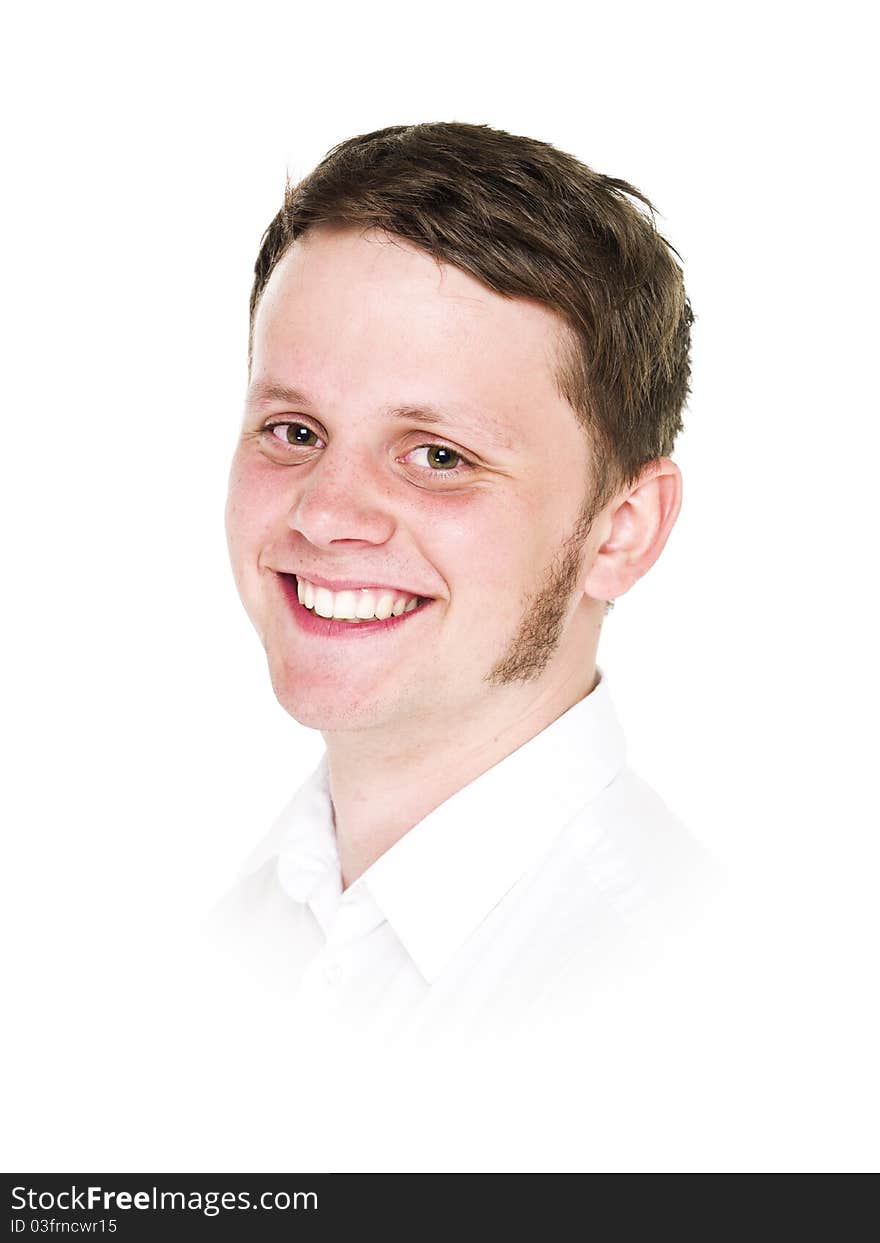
[[284, 447, 397, 548]]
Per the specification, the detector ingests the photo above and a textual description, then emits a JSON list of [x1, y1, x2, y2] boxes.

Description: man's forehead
[[261, 224, 568, 347], [251, 226, 579, 444]]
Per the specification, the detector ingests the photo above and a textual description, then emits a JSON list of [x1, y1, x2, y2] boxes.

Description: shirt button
[[323, 961, 342, 987]]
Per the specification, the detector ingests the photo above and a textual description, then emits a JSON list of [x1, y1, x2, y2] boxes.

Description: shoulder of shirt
[[562, 764, 724, 923]]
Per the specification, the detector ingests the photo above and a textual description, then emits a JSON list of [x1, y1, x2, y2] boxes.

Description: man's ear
[[582, 458, 683, 603]]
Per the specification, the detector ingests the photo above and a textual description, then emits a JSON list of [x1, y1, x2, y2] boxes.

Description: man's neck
[[324, 662, 600, 889]]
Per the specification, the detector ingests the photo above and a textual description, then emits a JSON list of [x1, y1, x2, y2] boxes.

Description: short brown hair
[[249, 121, 693, 510]]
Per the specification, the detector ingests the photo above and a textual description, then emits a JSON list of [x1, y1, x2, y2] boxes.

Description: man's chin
[[267, 666, 387, 733]]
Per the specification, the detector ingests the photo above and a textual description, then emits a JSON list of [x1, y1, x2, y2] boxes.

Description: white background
[[3, 0, 877, 1171]]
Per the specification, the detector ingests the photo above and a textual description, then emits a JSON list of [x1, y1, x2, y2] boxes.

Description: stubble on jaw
[[485, 492, 597, 686]]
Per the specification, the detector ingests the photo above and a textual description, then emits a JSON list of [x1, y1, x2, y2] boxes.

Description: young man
[[220, 122, 709, 1039]]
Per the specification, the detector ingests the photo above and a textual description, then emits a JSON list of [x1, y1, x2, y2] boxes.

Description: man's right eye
[[266, 422, 322, 447]]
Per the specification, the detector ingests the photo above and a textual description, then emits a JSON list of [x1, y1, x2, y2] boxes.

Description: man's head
[[226, 123, 690, 734], [249, 122, 692, 513]]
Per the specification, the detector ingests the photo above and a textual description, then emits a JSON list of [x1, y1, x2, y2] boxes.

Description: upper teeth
[[296, 577, 423, 621]]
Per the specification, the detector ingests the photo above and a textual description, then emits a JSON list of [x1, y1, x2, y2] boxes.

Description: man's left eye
[[407, 445, 466, 471]]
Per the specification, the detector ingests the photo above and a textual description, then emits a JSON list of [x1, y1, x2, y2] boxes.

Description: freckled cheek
[[419, 497, 536, 611], [225, 455, 290, 557]]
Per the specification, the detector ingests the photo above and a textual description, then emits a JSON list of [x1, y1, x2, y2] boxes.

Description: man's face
[[226, 226, 602, 735]]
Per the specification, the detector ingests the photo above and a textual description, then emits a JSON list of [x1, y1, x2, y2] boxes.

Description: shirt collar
[[241, 755, 335, 891], [241, 670, 626, 983], [361, 671, 625, 981]]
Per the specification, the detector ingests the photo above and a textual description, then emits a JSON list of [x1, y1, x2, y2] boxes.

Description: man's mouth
[[278, 573, 433, 629]]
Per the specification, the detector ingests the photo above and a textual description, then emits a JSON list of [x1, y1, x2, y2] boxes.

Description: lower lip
[[277, 574, 435, 639]]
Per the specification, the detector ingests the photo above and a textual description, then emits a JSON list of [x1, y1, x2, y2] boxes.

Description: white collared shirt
[[210, 672, 716, 1041]]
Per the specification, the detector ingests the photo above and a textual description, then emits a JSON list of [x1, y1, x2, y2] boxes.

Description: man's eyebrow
[[245, 381, 513, 452], [387, 404, 514, 452], [245, 381, 314, 408]]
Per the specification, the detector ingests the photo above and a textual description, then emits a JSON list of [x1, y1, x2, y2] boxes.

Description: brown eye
[[426, 445, 461, 470], [409, 444, 463, 470], [270, 423, 319, 446]]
